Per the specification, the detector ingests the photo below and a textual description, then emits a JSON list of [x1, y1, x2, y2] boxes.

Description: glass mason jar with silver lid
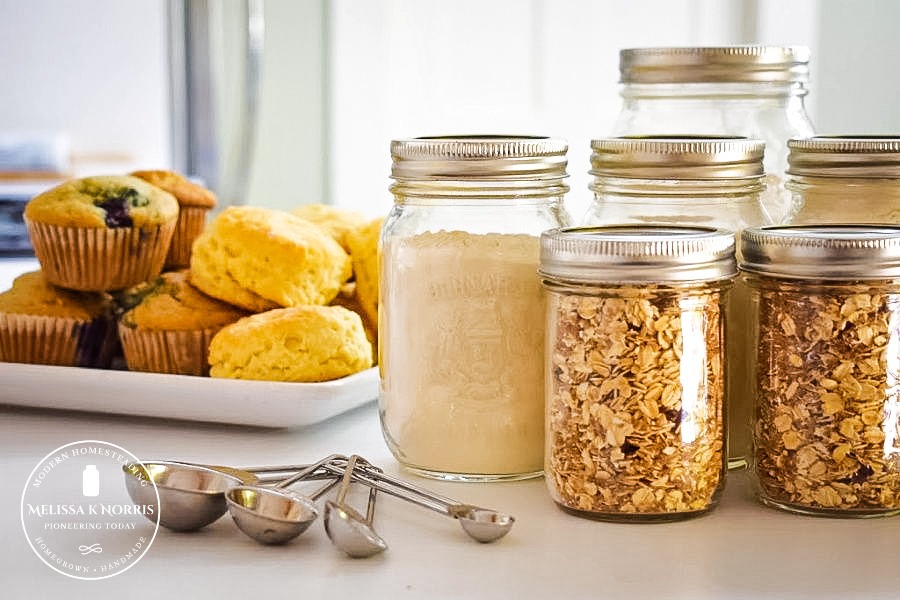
[[583, 135, 769, 471], [612, 46, 815, 223], [786, 136, 900, 224], [741, 225, 900, 517], [380, 135, 571, 481], [540, 225, 735, 522]]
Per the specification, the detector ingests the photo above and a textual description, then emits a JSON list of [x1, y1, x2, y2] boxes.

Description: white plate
[[0, 362, 379, 428]]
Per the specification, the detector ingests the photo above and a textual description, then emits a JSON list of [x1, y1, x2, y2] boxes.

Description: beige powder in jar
[[379, 230, 544, 477]]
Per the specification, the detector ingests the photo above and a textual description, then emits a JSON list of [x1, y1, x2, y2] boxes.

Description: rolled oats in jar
[[540, 225, 735, 522], [741, 225, 900, 517]]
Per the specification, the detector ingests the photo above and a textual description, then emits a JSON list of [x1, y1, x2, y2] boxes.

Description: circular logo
[[20, 440, 160, 580]]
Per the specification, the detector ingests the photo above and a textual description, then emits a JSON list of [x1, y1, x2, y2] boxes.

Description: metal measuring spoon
[[320, 460, 515, 543], [226, 454, 347, 545], [122, 460, 320, 532], [324, 455, 388, 558]]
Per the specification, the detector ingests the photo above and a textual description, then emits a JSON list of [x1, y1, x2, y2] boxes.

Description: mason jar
[[380, 135, 571, 481], [612, 46, 815, 223], [541, 225, 734, 522], [741, 225, 900, 517], [583, 136, 769, 470], [786, 136, 900, 224]]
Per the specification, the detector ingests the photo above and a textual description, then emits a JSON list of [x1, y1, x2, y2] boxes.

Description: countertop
[[1, 258, 899, 600]]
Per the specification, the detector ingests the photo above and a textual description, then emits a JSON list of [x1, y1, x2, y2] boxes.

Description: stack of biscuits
[[0, 171, 380, 383]]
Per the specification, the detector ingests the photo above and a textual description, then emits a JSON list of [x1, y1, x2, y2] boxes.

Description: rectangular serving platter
[[0, 362, 379, 428]]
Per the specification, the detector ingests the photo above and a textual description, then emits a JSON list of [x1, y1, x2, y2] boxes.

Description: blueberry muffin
[[208, 305, 373, 382], [117, 270, 249, 376], [0, 270, 117, 367], [131, 170, 217, 269], [190, 206, 352, 312], [24, 175, 179, 291]]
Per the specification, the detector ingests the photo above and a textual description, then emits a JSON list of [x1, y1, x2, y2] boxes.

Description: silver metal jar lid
[[619, 46, 810, 84], [590, 136, 765, 180], [539, 225, 736, 284], [787, 136, 900, 178], [740, 225, 900, 279], [390, 135, 568, 181]]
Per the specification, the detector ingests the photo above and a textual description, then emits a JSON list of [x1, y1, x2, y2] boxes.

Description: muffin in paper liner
[[165, 206, 209, 269], [26, 220, 176, 292], [130, 170, 217, 269], [118, 324, 219, 376], [0, 312, 118, 368]]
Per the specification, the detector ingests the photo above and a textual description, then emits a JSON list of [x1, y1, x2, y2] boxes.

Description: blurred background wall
[[1, 0, 898, 218]]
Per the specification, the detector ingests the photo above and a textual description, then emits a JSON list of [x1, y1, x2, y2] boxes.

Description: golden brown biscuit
[[290, 204, 368, 253], [190, 206, 352, 311], [208, 305, 373, 382], [345, 217, 382, 329]]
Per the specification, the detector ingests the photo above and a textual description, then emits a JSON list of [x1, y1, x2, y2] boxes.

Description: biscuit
[[345, 218, 382, 329], [208, 305, 373, 382], [290, 203, 368, 253], [190, 206, 352, 312]]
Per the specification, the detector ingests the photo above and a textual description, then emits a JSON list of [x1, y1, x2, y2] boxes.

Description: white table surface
[[2, 258, 899, 600]]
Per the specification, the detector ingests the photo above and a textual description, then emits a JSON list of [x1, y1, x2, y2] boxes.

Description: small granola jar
[[540, 225, 735, 522], [380, 135, 571, 481], [741, 225, 900, 517], [786, 136, 900, 224]]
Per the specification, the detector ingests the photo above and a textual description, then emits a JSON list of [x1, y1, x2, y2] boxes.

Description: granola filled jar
[[583, 136, 769, 471], [540, 225, 734, 521], [742, 225, 900, 517], [380, 135, 571, 481], [786, 136, 900, 224], [613, 46, 815, 223]]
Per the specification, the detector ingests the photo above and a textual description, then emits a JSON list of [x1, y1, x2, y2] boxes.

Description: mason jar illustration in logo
[[82, 465, 99, 497]]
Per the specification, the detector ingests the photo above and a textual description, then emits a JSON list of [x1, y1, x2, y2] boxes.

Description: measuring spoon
[[122, 460, 322, 532], [226, 454, 346, 545], [320, 460, 515, 543], [324, 454, 388, 558]]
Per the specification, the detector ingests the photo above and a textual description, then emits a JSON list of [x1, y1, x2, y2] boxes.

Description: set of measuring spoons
[[122, 453, 515, 558]]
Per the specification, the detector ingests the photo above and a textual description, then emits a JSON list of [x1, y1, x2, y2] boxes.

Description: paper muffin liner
[[166, 206, 210, 269], [26, 220, 176, 292], [118, 324, 219, 376], [0, 313, 117, 367]]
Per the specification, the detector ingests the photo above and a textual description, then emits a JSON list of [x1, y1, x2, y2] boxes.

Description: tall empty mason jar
[[380, 135, 571, 481], [582, 136, 769, 470], [612, 46, 815, 223]]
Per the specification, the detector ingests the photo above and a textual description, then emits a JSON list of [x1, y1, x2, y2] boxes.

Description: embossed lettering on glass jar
[[613, 46, 815, 223], [540, 225, 734, 522], [786, 136, 900, 224], [583, 136, 769, 471], [741, 225, 900, 517], [380, 135, 571, 481]]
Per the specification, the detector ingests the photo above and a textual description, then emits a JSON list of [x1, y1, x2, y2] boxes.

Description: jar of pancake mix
[[612, 46, 815, 223], [380, 135, 571, 481], [786, 136, 900, 224], [582, 136, 768, 471], [741, 225, 900, 517], [540, 225, 735, 521]]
